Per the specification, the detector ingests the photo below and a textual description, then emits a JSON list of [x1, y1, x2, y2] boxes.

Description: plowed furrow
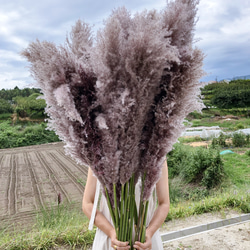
[[26, 151, 58, 205], [37, 151, 70, 203], [8, 155, 17, 215], [56, 149, 88, 178], [24, 152, 44, 210], [15, 153, 35, 214], [0, 154, 4, 172], [0, 154, 11, 216], [48, 151, 85, 194]]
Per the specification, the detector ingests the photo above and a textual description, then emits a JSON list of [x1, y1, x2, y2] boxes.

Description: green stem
[[129, 194, 135, 248], [140, 200, 149, 243], [124, 192, 131, 241], [138, 201, 146, 242], [113, 183, 119, 235], [135, 172, 146, 242], [141, 225, 146, 244], [121, 182, 128, 241], [118, 184, 125, 240], [104, 187, 117, 235]]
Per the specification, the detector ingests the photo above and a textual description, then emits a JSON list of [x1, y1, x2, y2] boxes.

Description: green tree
[[13, 93, 46, 118], [0, 87, 41, 101], [201, 79, 250, 109], [0, 99, 13, 114]]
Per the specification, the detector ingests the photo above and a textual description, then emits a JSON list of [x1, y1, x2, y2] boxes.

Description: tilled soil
[[0, 142, 87, 228]]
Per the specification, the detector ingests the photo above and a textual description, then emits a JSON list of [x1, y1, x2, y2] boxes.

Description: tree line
[[201, 79, 250, 109], [1, 79, 249, 116], [0, 86, 46, 118]]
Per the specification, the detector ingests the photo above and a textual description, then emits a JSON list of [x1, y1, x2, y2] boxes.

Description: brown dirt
[[0, 142, 88, 229], [213, 115, 239, 121], [11, 113, 44, 123], [187, 141, 210, 147]]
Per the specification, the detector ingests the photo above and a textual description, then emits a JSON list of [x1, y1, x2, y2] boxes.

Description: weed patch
[[0, 120, 60, 149], [0, 203, 95, 250]]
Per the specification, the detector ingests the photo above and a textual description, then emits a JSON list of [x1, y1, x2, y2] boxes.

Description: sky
[[0, 0, 250, 90]]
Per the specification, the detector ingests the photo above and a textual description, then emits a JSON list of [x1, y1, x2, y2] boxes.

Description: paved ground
[[161, 211, 250, 250]]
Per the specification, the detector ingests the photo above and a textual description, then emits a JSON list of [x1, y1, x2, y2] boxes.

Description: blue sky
[[0, 0, 249, 89]]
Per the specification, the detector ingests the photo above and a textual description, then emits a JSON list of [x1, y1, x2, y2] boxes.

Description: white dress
[[89, 180, 163, 250]]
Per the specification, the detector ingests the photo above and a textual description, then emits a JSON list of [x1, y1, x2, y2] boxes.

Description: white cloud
[[0, 0, 249, 88], [195, 0, 250, 80]]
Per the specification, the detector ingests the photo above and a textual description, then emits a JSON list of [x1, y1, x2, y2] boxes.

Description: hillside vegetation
[[201, 79, 250, 110], [0, 87, 60, 148]]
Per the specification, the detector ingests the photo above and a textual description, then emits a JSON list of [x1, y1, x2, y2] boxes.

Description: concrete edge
[[161, 213, 250, 243]]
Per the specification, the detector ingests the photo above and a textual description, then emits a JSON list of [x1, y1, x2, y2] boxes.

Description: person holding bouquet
[[82, 160, 169, 250]]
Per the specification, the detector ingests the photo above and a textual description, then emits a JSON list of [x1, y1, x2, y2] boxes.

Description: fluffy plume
[[140, 0, 205, 200], [22, 0, 205, 203]]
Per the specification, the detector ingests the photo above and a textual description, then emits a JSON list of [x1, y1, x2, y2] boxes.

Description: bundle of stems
[[105, 174, 149, 247]]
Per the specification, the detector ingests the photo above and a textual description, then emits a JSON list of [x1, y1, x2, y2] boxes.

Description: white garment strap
[[88, 179, 101, 230]]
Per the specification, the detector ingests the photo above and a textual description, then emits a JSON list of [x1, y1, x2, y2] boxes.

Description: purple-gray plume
[[22, 0, 205, 203]]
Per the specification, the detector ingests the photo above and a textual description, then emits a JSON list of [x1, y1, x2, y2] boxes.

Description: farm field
[[0, 142, 88, 228]]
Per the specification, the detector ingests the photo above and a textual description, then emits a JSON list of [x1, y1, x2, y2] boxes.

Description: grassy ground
[[188, 109, 250, 131], [0, 204, 95, 250], [1, 146, 249, 250], [0, 110, 249, 249]]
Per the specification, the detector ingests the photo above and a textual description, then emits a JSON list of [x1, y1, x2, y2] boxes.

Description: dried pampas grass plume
[[22, 0, 205, 202]]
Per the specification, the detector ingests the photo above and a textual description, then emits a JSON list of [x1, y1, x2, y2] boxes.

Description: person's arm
[[134, 160, 170, 250], [82, 168, 130, 250]]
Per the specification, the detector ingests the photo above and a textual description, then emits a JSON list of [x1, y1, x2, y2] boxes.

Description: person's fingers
[[112, 244, 130, 250], [111, 239, 130, 250], [133, 241, 152, 250]]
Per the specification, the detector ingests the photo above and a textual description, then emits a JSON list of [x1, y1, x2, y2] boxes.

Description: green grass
[[168, 142, 250, 219], [0, 203, 95, 250], [178, 136, 206, 144], [190, 117, 250, 131], [167, 189, 250, 221], [222, 153, 250, 187]]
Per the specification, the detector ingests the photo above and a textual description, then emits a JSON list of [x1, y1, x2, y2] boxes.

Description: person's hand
[[133, 235, 152, 250], [110, 229, 130, 250]]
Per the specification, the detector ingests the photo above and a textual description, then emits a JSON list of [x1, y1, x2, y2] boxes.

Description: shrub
[[245, 150, 250, 157], [232, 132, 248, 147], [0, 121, 60, 149], [211, 133, 228, 148], [210, 79, 250, 109], [167, 143, 225, 189], [0, 99, 13, 114], [167, 143, 190, 178], [168, 178, 183, 203], [235, 123, 244, 130], [201, 151, 224, 189]]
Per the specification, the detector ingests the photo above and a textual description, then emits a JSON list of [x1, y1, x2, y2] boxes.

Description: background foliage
[[201, 79, 250, 109], [0, 121, 59, 149], [167, 143, 225, 190]]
